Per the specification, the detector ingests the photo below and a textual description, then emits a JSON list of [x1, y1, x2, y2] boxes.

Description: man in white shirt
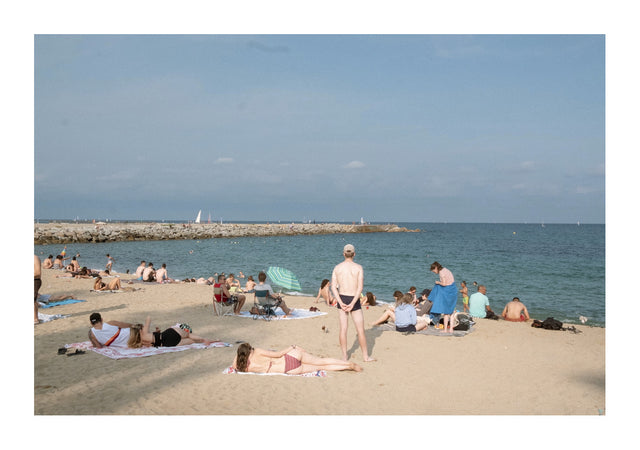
[[88, 312, 133, 348]]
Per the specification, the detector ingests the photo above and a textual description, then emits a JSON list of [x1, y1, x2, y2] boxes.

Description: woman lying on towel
[[128, 316, 216, 348], [232, 343, 362, 374], [93, 276, 122, 291]]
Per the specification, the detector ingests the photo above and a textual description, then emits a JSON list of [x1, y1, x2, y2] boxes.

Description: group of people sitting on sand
[[134, 261, 176, 283], [88, 312, 360, 374], [368, 281, 531, 333]]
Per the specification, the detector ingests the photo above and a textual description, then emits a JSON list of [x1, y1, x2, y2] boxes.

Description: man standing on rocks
[[331, 244, 376, 363]]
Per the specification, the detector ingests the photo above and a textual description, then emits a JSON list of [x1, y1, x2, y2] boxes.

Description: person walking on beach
[[331, 244, 375, 362], [501, 297, 530, 322], [460, 281, 469, 313], [106, 254, 115, 272], [35, 255, 42, 324]]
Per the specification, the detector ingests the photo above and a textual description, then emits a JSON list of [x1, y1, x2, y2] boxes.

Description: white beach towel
[[222, 366, 327, 377], [66, 340, 232, 359], [37, 311, 70, 322], [233, 309, 327, 320], [375, 322, 475, 337]]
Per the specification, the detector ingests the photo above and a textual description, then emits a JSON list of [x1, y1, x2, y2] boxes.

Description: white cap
[[343, 244, 355, 254]]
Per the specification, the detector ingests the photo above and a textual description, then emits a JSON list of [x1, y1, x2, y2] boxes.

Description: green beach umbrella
[[266, 266, 301, 291]]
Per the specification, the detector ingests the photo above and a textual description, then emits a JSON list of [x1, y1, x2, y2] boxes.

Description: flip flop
[[67, 349, 85, 357], [57, 347, 67, 355]]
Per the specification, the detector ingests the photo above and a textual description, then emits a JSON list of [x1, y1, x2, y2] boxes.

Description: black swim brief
[[396, 324, 417, 333], [336, 294, 362, 312], [157, 327, 182, 347], [34, 278, 42, 301]]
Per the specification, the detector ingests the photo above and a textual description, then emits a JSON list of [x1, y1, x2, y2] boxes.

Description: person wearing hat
[[331, 244, 376, 362], [88, 313, 133, 348]]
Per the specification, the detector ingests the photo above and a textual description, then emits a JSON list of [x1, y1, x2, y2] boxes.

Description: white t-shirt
[[91, 322, 131, 347]]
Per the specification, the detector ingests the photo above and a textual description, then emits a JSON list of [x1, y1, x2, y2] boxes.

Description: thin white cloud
[[343, 160, 365, 169], [215, 157, 234, 164]]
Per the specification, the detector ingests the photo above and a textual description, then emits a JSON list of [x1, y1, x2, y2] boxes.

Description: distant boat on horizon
[[195, 210, 202, 224]]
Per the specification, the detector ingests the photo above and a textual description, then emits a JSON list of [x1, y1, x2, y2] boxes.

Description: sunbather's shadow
[[346, 327, 384, 360]]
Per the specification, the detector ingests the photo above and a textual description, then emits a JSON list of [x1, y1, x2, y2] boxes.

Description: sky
[[34, 35, 605, 223]]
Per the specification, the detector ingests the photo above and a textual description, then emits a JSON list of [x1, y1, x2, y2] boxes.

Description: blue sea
[[34, 223, 605, 327]]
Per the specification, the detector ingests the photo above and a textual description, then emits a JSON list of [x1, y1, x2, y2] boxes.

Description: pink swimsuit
[[284, 353, 302, 373]]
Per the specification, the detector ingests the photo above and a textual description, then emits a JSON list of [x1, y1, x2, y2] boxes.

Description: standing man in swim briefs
[[35, 254, 42, 324], [331, 244, 376, 362]]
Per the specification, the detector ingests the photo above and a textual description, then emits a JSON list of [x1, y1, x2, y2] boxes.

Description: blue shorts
[[337, 294, 361, 311]]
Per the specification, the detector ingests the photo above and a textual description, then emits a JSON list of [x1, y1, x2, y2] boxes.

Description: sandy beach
[[33, 267, 605, 417]]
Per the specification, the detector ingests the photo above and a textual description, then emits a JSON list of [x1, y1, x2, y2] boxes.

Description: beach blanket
[[234, 308, 327, 320], [37, 311, 69, 322], [39, 298, 86, 308], [66, 340, 232, 359], [375, 322, 474, 337], [222, 366, 327, 377], [89, 288, 141, 293]]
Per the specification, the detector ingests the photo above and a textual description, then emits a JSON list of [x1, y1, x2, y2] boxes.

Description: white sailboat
[[195, 210, 202, 224], [360, 217, 365, 225]]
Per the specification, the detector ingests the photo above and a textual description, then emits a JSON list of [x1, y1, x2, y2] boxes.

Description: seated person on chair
[[255, 271, 293, 316], [213, 274, 245, 315]]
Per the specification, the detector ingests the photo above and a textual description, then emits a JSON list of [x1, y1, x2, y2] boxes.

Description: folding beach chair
[[253, 289, 279, 321], [212, 284, 237, 316]]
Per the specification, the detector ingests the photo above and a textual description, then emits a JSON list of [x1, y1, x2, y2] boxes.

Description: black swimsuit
[[153, 327, 182, 347]]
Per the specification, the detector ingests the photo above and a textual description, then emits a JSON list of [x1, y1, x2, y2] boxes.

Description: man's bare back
[[502, 298, 530, 321]]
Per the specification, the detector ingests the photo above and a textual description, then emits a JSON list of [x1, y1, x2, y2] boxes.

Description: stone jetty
[[34, 222, 418, 245]]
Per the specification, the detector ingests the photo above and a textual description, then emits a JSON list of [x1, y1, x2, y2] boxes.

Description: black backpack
[[532, 317, 563, 330]]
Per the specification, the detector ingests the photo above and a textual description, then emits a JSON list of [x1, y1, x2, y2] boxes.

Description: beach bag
[[541, 317, 563, 330], [453, 313, 471, 331]]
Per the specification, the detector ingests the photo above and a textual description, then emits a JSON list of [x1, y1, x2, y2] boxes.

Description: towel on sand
[[233, 309, 327, 320], [375, 322, 474, 337], [39, 298, 86, 308], [223, 366, 327, 377], [37, 311, 69, 322], [66, 340, 231, 359]]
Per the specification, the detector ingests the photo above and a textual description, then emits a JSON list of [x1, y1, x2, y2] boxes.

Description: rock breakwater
[[34, 222, 417, 245]]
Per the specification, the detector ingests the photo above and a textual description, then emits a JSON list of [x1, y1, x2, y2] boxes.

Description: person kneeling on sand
[[88, 313, 134, 348], [501, 297, 531, 322], [127, 316, 215, 348], [232, 343, 362, 374]]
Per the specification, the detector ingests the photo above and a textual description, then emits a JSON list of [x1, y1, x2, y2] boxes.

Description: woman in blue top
[[394, 294, 427, 332]]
